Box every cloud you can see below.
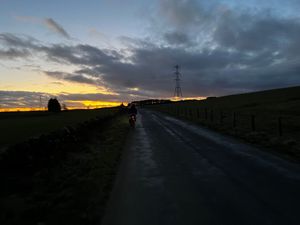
[43,71,99,85]
[50,81,64,86]
[213,10,300,54]
[0,91,50,108]
[43,18,71,39]
[1,30,300,99]
[0,90,121,108]
[0,33,38,48]
[1,0,300,104]
[0,33,37,59]
[163,31,193,46]
[0,48,30,59]
[158,0,208,28]
[14,16,71,39]
[39,44,118,66]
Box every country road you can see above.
[101,109,300,225]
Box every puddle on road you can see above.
[133,114,164,188]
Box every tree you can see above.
[47,98,61,112]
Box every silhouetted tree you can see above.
[47,98,61,112]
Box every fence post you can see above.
[251,115,256,131]
[278,117,283,136]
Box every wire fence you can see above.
[148,104,300,143]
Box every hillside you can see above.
[149,86,300,161]
[180,86,300,115]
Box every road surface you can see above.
[102,109,300,225]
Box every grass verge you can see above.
[0,114,129,225]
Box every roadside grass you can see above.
[0,114,130,225]
[148,86,300,161]
[0,108,116,147]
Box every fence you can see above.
[149,104,300,140]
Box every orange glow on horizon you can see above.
[0,107,45,112]
[171,96,206,101]
[0,100,125,112]
[66,100,124,109]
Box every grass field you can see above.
[0,108,118,147]
[148,86,300,160]
[0,111,130,225]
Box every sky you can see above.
[1,0,300,110]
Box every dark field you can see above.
[0,108,116,148]
[0,108,130,225]
[149,86,300,160]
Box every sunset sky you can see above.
[1,0,300,110]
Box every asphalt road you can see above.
[101,109,300,225]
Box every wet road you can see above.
[102,109,300,225]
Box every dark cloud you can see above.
[163,31,192,46]
[39,44,118,66]
[44,18,71,39]
[0,33,40,62]
[44,71,99,85]
[0,48,30,59]
[0,33,38,49]
[213,10,300,54]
